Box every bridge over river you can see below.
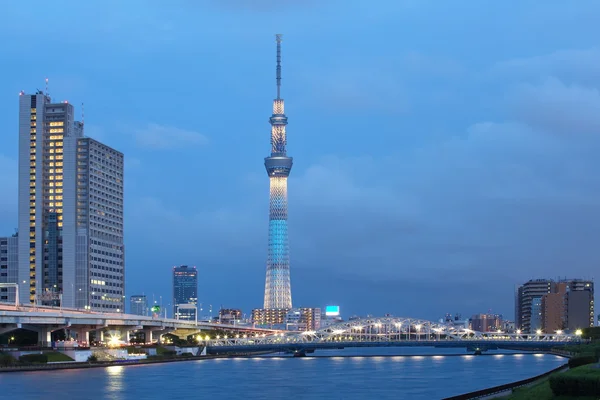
[206,317,584,356]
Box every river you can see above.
[0,348,565,399]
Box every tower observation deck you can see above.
[263,34,293,309]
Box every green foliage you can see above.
[19,353,48,364]
[549,365,600,397]
[156,346,177,356]
[568,355,598,368]
[87,354,98,362]
[0,352,17,367]
[556,342,600,358]
[582,327,600,341]
[125,346,141,354]
[507,378,554,399]
[45,352,74,362]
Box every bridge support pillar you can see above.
[143,329,154,344]
[97,329,105,343]
[77,328,90,344]
[38,327,52,347]
[125,330,131,344]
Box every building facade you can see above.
[17,91,125,311]
[130,295,148,316]
[263,34,293,310]
[516,279,594,333]
[252,307,321,331]
[470,314,503,332]
[0,234,18,304]
[219,308,242,324]
[173,265,197,320]
[252,308,287,327]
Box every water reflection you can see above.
[106,366,124,400]
[0,350,566,400]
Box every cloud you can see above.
[299,63,410,114]
[489,47,600,87]
[509,77,600,136]
[133,123,209,149]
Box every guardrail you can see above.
[441,362,568,400]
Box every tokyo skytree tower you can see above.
[263,34,293,309]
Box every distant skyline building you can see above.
[516,278,594,333]
[263,34,293,310]
[173,265,197,320]
[0,234,18,304]
[17,90,125,311]
[469,313,503,332]
[130,295,148,316]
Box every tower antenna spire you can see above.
[81,102,85,125]
[276,34,283,99]
[45,78,49,96]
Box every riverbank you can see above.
[0,354,235,373]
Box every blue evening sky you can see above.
[1,0,599,320]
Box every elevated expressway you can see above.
[0,303,277,345]
[206,317,584,356]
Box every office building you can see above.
[252,307,321,331]
[263,34,293,310]
[252,308,287,327]
[17,90,125,311]
[516,279,594,333]
[321,305,342,328]
[173,265,197,320]
[130,295,148,316]
[219,308,242,324]
[0,234,19,303]
[470,314,503,332]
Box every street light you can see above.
[536,329,542,335]
[575,329,583,336]
[415,324,422,341]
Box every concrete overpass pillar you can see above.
[97,330,105,343]
[143,329,154,344]
[77,328,90,344]
[38,327,52,347]
[125,330,131,344]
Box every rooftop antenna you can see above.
[275,33,283,99]
[45,78,49,96]
[81,102,85,125]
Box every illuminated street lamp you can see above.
[575,329,583,336]
[536,329,542,335]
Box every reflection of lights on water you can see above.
[514,354,523,358]
[433,355,444,360]
[463,355,473,360]
[106,365,124,394]
[494,354,504,358]
[412,356,424,360]
[534,354,543,358]
[106,366,124,376]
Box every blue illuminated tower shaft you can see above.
[263,34,293,309]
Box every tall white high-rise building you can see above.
[17,90,125,311]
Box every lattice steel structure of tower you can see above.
[263,34,293,309]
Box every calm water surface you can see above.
[0,348,566,399]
